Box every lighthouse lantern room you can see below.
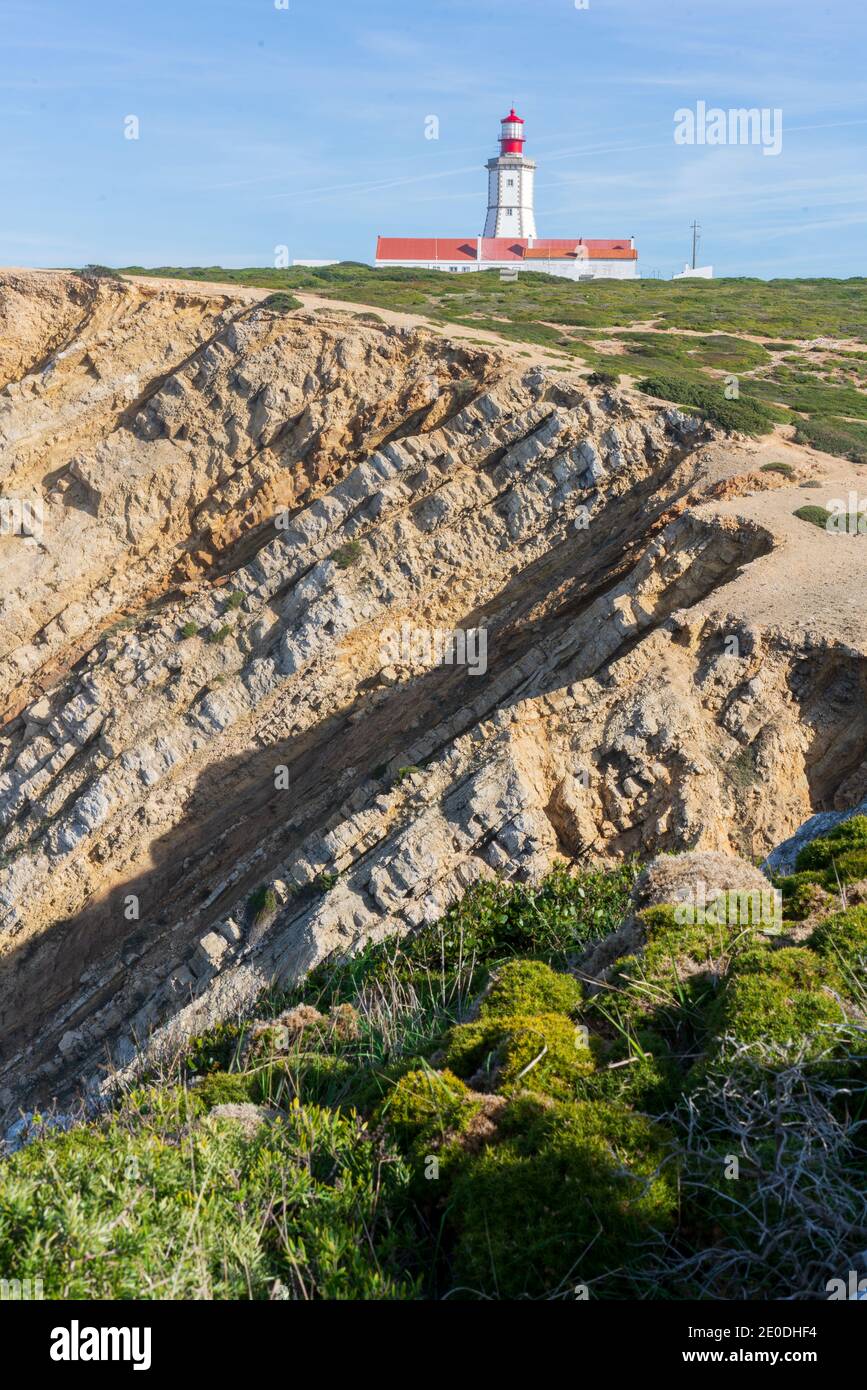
[484,107,537,238]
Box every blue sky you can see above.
[1,0,865,277]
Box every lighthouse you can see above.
[483,108,537,238]
[374,106,638,279]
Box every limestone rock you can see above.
[1,268,865,1127]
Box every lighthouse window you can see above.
[507,178,514,187]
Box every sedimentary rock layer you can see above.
[1,270,865,1123]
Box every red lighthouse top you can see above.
[499,107,525,154]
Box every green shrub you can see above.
[225,589,246,611]
[261,291,301,313]
[793,416,867,465]
[80,264,122,280]
[596,903,750,1038]
[393,862,638,978]
[778,871,834,920]
[247,885,278,923]
[760,461,795,477]
[184,1020,246,1075]
[830,847,867,883]
[313,871,338,893]
[395,765,422,783]
[793,504,832,529]
[0,1097,418,1299]
[180,620,199,639]
[206,624,232,644]
[333,540,362,569]
[636,374,779,435]
[571,1037,682,1112]
[382,1067,478,1155]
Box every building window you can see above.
[506,178,514,187]
[506,208,513,216]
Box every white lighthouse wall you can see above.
[484,158,537,238]
[484,168,500,235]
[511,165,536,238]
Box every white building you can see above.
[376,108,638,280]
[672,263,714,279]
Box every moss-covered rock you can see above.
[795,815,867,873]
[829,847,867,885]
[810,903,867,980]
[707,945,847,1055]
[778,871,835,920]
[193,1071,257,1110]
[448,1094,677,1298]
[382,1067,480,1155]
[479,958,583,1019]
[444,1010,595,1099]
[777,820,867,912]
[571,1033,683,1112]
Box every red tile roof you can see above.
[525,239,637,260]
[375,237,477,262]
[523,247,572,259]
[375,236,637,263]
[479,238,530,261]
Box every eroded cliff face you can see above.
[1,269,865,1123]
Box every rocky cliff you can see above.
[1,269,865,1126]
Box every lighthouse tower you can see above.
[483,108,537,238]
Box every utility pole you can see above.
[690,220,701,269]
